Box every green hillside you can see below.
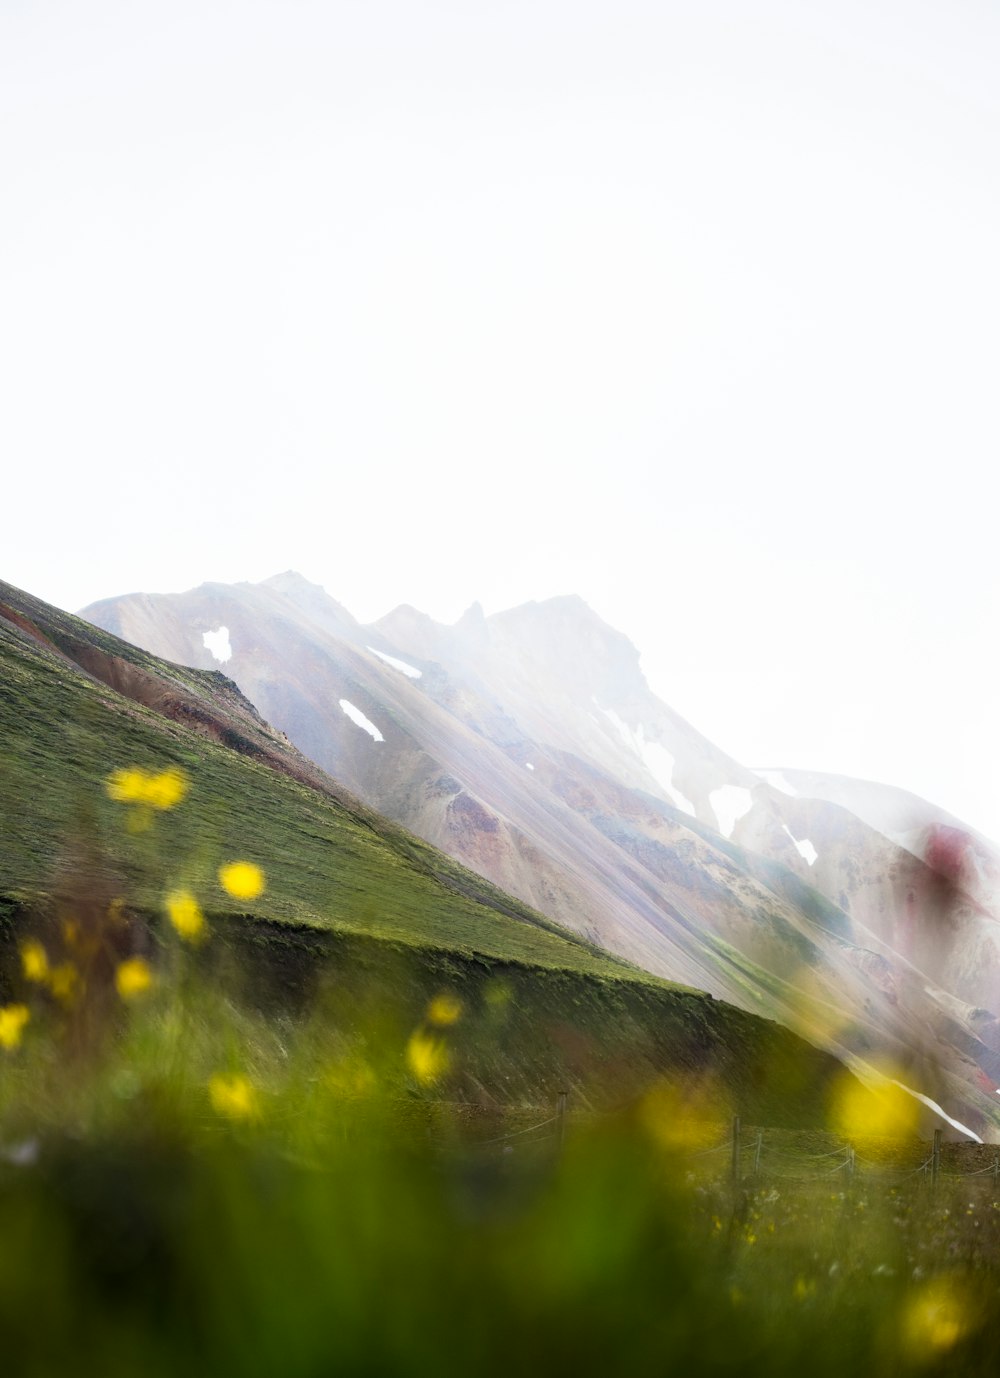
[0,578,848,1121]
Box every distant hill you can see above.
[0,577,848,1124]
[81,573,1000,1140]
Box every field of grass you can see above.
[2,955,1000,1378]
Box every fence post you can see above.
[932,1129,942,1189]
[753,1130,763,1177]
[731,1115,741,1183]
[847,1145,855,1183]
[556,1090,568,1150]
[994,1155,998,1189]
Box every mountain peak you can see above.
[260,572,357,628]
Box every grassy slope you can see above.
[0,580,850,1122]
[0,580,639,975]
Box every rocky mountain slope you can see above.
[82,574,1000,1138]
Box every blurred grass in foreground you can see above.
[3,957,1000,1378]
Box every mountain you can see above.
[81,574,1000,1138]
[0,576,849,1124]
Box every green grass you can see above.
[1,968,998,1378]
[0,584,650,977]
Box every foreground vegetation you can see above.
[3,960,1000,1378]
[4,581,997,1373]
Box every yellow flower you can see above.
[903,1276,974,1355]
[208,1074,259,1120]
[426,993,463,1027]
[20,939,49,983]
[165,889,206,944]
[115,957,154,1001]
[0,1005,29,1050]
[218,861,265,901]
[49,963,80,1004]
[106,767,151,804]
[144,767,188,809]
[105,766,189,810]
[829,1065,919,1139]
[406,1030,450,1086]
[638,1078,726,1152]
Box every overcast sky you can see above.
[3,0,998,840]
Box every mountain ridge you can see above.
[79,573,1000,1138]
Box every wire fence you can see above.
[683,1120,1000,1190]
[423,1099,1000,1188]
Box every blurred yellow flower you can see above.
[106,767,151,804]
[427,993,463,1027]
[0,1004,29,1050]
[903,1276,974,1355]
[165,889,206,944]
[49,963,80,1004]
[144,767,188,809]
[638,1078,726,1152]
[20,939,49,983]
[115,957,154,1001]
[208,1074,259,1120]
[406,1030,451,1086]
[106,766,189,810]
[218,861,265,901]
[829,1066,919,1139]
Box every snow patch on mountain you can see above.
[600,707,696,816]
[892,1082,982,1142]
[338,699,384,742]
[202,626,232,663]
[367,646,422,679]
[782,825,818,866]
[709,786,753,839]
[754,768,798,797]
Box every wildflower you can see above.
[143,767,188,809]
[165,889,206,944]
[20,939,49,983]
[106,767,152,804]
[49,963,80,1004]
[903,1276,974,1355]
[637,1078,724,1151]
[115,957,154,1001]
[208,1074,259,1120]
[829,1065,919,1139]
[218,861,265,901]
[426,993,462,1027]
[106,766,189,810]
[0,1005,30,1050]
[406,1030,450,1086]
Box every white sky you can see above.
[2,0,998,841]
